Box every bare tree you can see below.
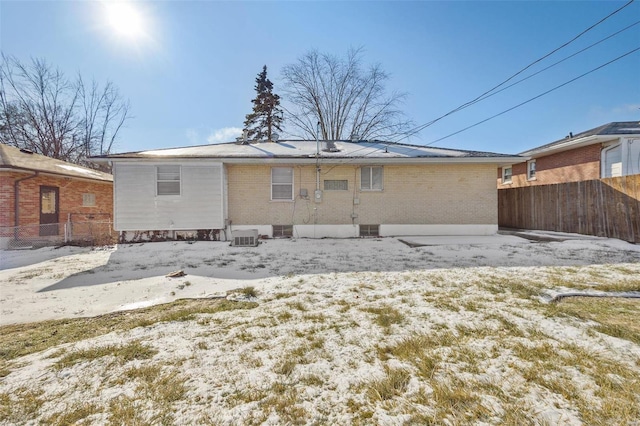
[77,76,131,161]
[0,54,131,167]
[281,48,411,141]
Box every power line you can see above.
[320,45,640,172]
[453,20,640,117]
[394,0,637,143]
[426,46,640,146]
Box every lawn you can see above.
[1,236,639,425]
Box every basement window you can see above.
[157,165,181,196]
[272,225,293,238]
[360,224,379,237]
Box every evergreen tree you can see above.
[243,65,283,142]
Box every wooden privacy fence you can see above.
[498,175,640,244]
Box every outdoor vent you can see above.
[323,141,340,152]
[232,229,259,247]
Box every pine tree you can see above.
[243,65,283,142]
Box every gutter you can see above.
[13,171,39,239]
[519,135,619,157]
[92,156,527,165]
[1,164,112,183]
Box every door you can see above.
[40,186,59,236]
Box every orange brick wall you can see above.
[498,144,602,188]
[0,171,113,234]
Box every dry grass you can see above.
[53,340,157,369]
[0,299,257,363]
[546,297,640,344]
[2,262,640,424]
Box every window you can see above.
[272,225,293,238]
[82,193,96,207]
[502,166,512,184]
[157,165,181,195]
[271,167,293,200]
[360,224,379,237]
[361,166,383,190]
[324,179,348,191]
[527,160,536,180]
[602,144,622,178]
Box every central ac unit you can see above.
[232,229,259,247]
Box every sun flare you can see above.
[104,1,145,39]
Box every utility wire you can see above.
[320,45,640,172]
[394,0,637,143]
[426,46,640,146]
[450,20,640,117]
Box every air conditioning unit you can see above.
[232,229,259,247]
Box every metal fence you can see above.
[0,218,114,250]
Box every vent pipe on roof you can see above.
[350,133,360,142]
[242,129,249,144]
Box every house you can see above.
[93,139,522,241]
[496,122,640,243]
[0,144,114,249]
[498,121,640,188]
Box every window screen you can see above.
[271,167,293,200]
[157,166,181,195]
[361,166,383,190]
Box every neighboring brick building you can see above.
[0,144,113,248]
[497,121,640,188]
[93,139,522,240]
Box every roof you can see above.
[0,144,113,182]
[521,121,640,156]
[94,140,522,164]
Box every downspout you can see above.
[14,172,39,240]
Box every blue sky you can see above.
[1,0,639,155]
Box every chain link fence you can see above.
[1,215,114,250]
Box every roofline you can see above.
[94,156,526,165]
[0,165,113,183]
[519,134,630,157]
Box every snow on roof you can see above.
[57,164,106,177]
[0,143,113,182]
[101,140,519,161]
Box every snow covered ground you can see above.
[1,234,637,326]
[1,234,639,424]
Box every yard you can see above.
[1,234,639,425]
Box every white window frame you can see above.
[501,166,513,184]
[82,193,96,207]
[601,143,622,178]
[526,160,536,180]
[360,166,383,191]
[157,165,181,196]
[271,167,294,201]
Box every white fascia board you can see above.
[520,135,620,157]
[104,156,526,165]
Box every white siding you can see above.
[114,163,224,231]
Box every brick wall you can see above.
[498,144,602,188]
[0,171,113,235]
[227,163,497,226]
